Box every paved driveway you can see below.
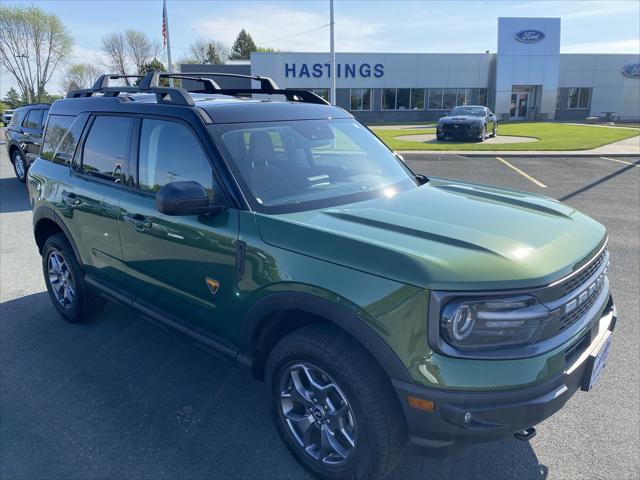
[1,149,638,479]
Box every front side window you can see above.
[213,119,417,213]
[81,116,134,184]
[138,119,215,200]
[350,89,372,111]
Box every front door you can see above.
[510,90,529,120]
[118,117,239,339]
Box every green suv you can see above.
[28,72,616,480]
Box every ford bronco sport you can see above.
[28,72,616,480]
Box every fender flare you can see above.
[32,205,82,262]
[241,291,413,383]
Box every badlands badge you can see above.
[205,277,220,296]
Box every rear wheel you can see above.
[266,325,406,480]
[492,123,497,137]
[11,149,27,182]
[42,233,103,323]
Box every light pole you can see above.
[329,0,336,105]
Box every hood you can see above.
[439,115,483,124]
[254,178,607,291]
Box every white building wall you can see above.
[250,52,492,89]
[559,54,640,120]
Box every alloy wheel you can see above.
[47,250,75,308]
[14,153,25,180]
[279,363,357,466]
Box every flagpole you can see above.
[163,0,174,86]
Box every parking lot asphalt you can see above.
[1,148,639,480]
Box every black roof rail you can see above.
[92,73,146,89]
[66,71,329,106]
[146,71,279,92]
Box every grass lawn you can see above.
[371,122,640,151]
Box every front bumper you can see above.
[392,295,616,456]
[437,125,482,139]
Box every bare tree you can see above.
[125,29,153,72]
[0,4,73,103]
[61,63,101,92]
[183,38,229,65]
[101,32,129,78]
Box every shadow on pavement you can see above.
[0,176,31,214]
[0,292,547,479]
[560,160,640,202]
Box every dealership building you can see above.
[182,17,640,122]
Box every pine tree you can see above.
[3,87,21,108]
[228,29,257,60]
[206,43,222,64]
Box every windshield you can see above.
[450,106,485,116]
[211,119,417,213]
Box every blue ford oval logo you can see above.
[622,63,640,79]
[515,30,545,43]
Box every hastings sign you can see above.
[515,30,545,43]
[621,63,640,79]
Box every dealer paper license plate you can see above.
[585,334,613,391]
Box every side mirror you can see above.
[156,181,224,216]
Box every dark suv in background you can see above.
[4,103,50,182]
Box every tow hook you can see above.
[514,427,537,441]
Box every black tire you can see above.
[11,149,27,182]
[266,324,407,480]
[478,125,486,142]
[436,134,445,141]
[42,233,103,323]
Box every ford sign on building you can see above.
[182,17,640,123]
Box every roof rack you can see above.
[66,71,330,106]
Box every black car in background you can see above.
[436,106,497,142]
[4,103,50,182]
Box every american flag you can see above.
[162,0,168,48]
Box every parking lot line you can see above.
[495,156,548,188]
[599,156,640,168]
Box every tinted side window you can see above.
[23,110,43,129]
[82,116,133,184]
[41,114,87,165]
[9,110,25,127]
[138,119,215,200]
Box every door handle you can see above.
[123,213,152,231]
[61,191,81,206]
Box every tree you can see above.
[0,4,73,103]
[183,38,227,65]
[101,32,129,78]
[228,29,257,60]
[61,63,101,92]
[255,47,278,53]
[3,87,21,108]
[138,58,166,75]
[125,29,153,72]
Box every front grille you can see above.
[558,248,607,295]
[557,276,605,332]
[443,124,470,131]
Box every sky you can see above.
[1,0,639,97]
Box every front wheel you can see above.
[492,124,497,137]
[11,149,27,182]
[266,325,407,480]
[478,126,486,142]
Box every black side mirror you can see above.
[156,181,224,216]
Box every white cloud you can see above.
[194,5,389,52]
[562,39,640,53]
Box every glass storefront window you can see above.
[410,89,425,109]
[382,89,396,109]
[350,88,372,110]
[428,88,443,109]
[443,89,457,109]
[567,87,592,109]
[397,89,410,109]
[478,88,487,106]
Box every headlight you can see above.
[441,295,551,349]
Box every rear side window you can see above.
[9,110,25,127]
[81,116,134,184]
[137,118,215,200]
[23,109,44,129]
[41,114,87,165]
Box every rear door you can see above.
[118,116,239,339]
[21,109,46,160]
[64,115,135,285]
